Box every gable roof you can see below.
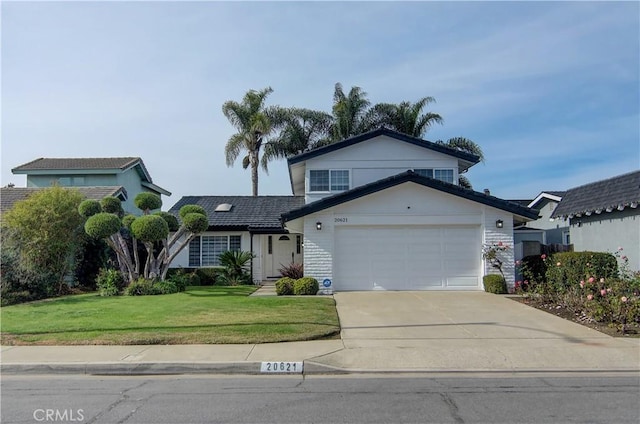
[282,170,539,222]
[527,191,566,208]
[12,157,171,196]
[0,186,127,216]
[551,170,640,219]
[287,127,481,171]
[168,196,305,233]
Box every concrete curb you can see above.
[0,360,347,376]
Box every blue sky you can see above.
[2,1,639,207]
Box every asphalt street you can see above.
[2,373,639,424]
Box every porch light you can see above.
[495,219,504,229]
[316,222,322,231]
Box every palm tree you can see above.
[436,137,485,189]
[370,97,443,137]
[222,87,285,196]
[330,83,374,141]
[263,107,333,161]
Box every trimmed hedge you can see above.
[293,277,319,296]
[483,274,507,294]
[275,277,295,296]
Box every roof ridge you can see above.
[565,170,640,192]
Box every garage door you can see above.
[334,226,481,291]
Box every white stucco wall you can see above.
[570,209,640,271]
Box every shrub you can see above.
[181,213,208,233]
[154,211,180,232]
[1,245,58,305]
[130,215,169,242]
[217,251,254,286]
[545,251,618,293]
[293,277,319,296]
[134,192,162,212]
[275,277,295,296]
[101,196,124,216]
[166,269,189,292]
[78,199,102,217]
[278,263,304,279]
[483,274,507,294]
[179,204,207,219]
[96,268,125,296]
[155,280,179,295]
[196,267,224,285]
[520,254,548,285]
[85,213,121,239]
[124,279,160,296]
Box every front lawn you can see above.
[0,286,340,345]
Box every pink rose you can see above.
[498,241,503,247]
[600,278,605,283]
[587,294,594,301]
[524,280,529,285]
[515,281,522,288]
[621,296,628,303]
[515,260,521,266]
[600,289,607,296]
[588,277,595,283]
[541,254,547,259]
[622,255,628,261]
[618,246,623,251]
[579,281,585,288]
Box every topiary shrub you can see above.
[483,274,507,294]
[124,278,160,296]
[96,268,125,296]
[78,199,102,217]
[134,192,162,212]
[130,215,169,242]
[275,277,295,296]
[293,277,319,296]
[154,211,180,232]
[179,204,207,219]
[101,196,124,216]
[182,213,209,233]
[85,213,122,239]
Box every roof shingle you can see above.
[551,171,640,218]
[168,196,305,231]
[12,157,141,172]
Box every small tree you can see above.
[3,186,85,294]
[81,193,208,284]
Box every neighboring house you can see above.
[0,185,127,220]
[169,196,304,282]
[170,128,539,290]
[551,171,640,271]
[11,157,171,214]
[522,191,569,245]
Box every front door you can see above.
[268,235,297,278]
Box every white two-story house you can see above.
[170,128,538,290]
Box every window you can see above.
[296,235,302,254]
[434,169,454,184]
[413,168,454,184]
[268,236,273,254]
[330,170,349,191]
[188,235,242,267]
[309,169,349,192]
[413,169,434,178]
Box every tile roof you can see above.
[282,170,540,222]
[12,157,141,172]
[0,186,127,215]
[551,170,640,218]
[168,196,305,232]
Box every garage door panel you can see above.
[335,226,481,291]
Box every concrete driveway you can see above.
[309,291,640,372]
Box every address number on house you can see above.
[260,361,303,373]
[334,217,348,223]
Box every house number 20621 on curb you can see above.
[260,361,303,373]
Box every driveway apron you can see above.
[308,292,640,372]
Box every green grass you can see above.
[0,286,340,345]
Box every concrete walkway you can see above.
[2,292,639,375]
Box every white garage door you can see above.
[334,226,481,291]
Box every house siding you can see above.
[302,214,334,284]
[303,135,459,202]
[570,209,640,271]
[483,208,516,288]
